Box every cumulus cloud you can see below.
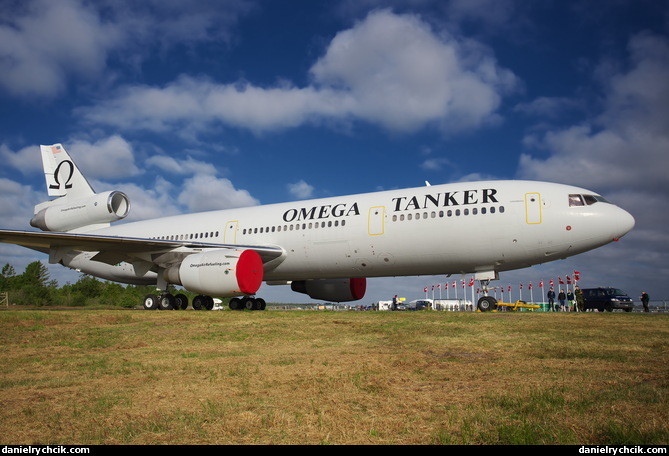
[420,157,453,171]
[79,9,519,136]
[177,174,259,212]
[0,144,44,175]
[0,0,122,97]
[0,178,43,228]
[67,136,142,181]
[146,155,218,176]
[517,32,669,195]
[288,180,315,199]
[514,96,583,119]
[0,0,254,98]
[516,32,669,293]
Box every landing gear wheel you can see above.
[256,298,266,310]
[243,297,255,310]
[159,294,175,310]
[192,295,206,310]
[229,297,242,310]
[143,294,159,310]
[477,296,498,312]
[204,296,214,310]
[174,293,188,310]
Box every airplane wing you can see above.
[0,229,285,267]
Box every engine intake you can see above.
[291,278,366,302]
[31,191,130,232]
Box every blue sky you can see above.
[1,0,668,305]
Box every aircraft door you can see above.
[525,193,542,224]
[368,206,385,235]
[224,221,238,243]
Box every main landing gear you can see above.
[143,293,190,311]
[229,296,266,311]
[142,293,266,311]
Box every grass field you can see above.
[0,308,667,445]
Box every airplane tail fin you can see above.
[40,144,96,200]
[31,144,130,232]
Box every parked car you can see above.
[581,287,634,312]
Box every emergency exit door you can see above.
[368,206,385,235]
[525,193,542,224]
[224,221,238,243]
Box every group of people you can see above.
[546,286,584,312]
[546,287,652,312]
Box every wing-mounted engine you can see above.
[31,190,130,232]
[164,249,264,297]
[291,278,366,302]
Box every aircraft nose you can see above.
[614,206,635,240]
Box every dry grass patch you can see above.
[0,309,667,445]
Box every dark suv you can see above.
[581,287,634,312]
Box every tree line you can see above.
[0,261,166,308]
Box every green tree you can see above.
[17,261,55,306]
[72,275,104,299]
[0,263,17,291]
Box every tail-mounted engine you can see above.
[31,191,130,232]
[291,278,366,302]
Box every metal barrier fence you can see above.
[430,299,669,312]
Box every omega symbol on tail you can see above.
[49,160,75,191]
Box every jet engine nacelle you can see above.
[31,191,130,232]
[291,278,366,302]
[165,249,264,297]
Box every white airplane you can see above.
[0,144,635,311]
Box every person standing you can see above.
[547,287,556,311]
[558,289,566,311]
[641,292,650,312]
[575,286,585,312]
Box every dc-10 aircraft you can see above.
[0,144,635,311]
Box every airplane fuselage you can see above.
[1,143,635,309]
[83,180,634,284]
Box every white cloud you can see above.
[177,174,259,212]
[514,96,583,119]
[0,178,43,228]
[0,0,255,99]
[146,155,218,176]
[67,136,142,181]
[517,33,669,195]
[516,32,669,298]
[0,0,122,97]
[420,157,453,171]
[0,144,44,175]
[109,178,182,223]
[79,9,519,136]
[288,180,315,199]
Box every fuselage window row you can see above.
[391,205,505,222]
[241,219,347,236]
[151,231,220,241]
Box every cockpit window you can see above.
[569,194,584,206]
[584,194,609,205]
[569,194,610,206]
